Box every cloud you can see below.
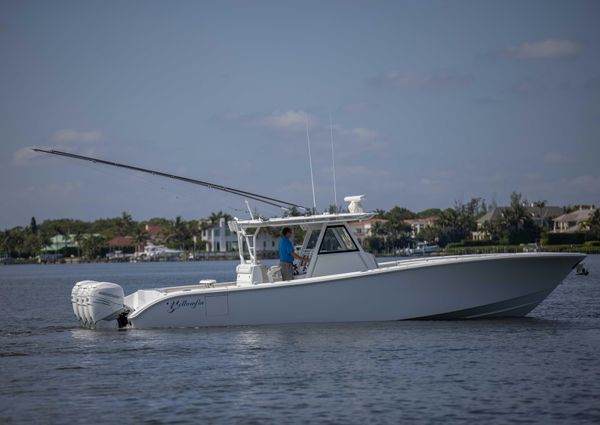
[339,101,379,114]
[13,129,103,165]
[260,110,318,131]
[543,152,575,164]
[13,146,42,164]
[368,71,473,90]
[328,125,385,154]
[506,39,581,59]
[569,175,600,193]
[343,127,379,143]
[51,129,103,144]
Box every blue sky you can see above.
[1,0,599,227]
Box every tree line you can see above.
[0,211,233,260]
[2,194,599,260]
[362,193,600,254]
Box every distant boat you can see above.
[413,242,440,255]
[576,263,589,276]
[134,243,183,261]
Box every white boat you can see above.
[32,149,584,329]
[71,198,585,329]
[134,243,183,261]
[413,242,440,255]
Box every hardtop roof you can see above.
[230,212,375,230]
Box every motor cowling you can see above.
[71,280,126,328]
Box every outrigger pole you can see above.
[33,148,310,211]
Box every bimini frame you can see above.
[228,212,374,266]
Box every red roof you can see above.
[108,236,134,247]
[145,224,163,237]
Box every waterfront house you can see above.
[348,218,388,244]
[404,217,437,238]
[107,236,135,251]
[472,205,563,240]
[42,234,80,253]
[201,218,278,253]
[552,205,596,233]
[144,224,164,243]
[201,218,238,252]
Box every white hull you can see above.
[124,253,583,328]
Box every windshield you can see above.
[305,230,320,250]
[319,226,358,254]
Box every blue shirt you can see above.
[278,237,294,263]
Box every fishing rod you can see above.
[33,148,310,211]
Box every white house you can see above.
[553,205,596,233]
[201,218,278,253]
[201,218,238,252]
[404,217,436,238]
[472,206,564,240]
[348,218,388,243]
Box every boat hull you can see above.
[126,253,584,328]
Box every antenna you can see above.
[305,113,317,213]
[244,200,254,220]
[329,112,338,210]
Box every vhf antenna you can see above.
[305,113,317,213]
[329,111,338,210]
[33,148,311,211]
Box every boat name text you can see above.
[166,298,204,313]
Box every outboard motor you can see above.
[71,280,127,328]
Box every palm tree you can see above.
[208,211,232,225]
[81,235,106,259]
[0,230,12,258]
[132,224,150,254]
[502,193,528,230]
[499,192,539,244]
[117,211,135,236]
[373,209,386,219]
[73,231,85,258]
[166,216,191,250]
[4,228,25,258]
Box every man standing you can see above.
[278,227,308,281]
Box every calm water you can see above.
[1,257,599,424]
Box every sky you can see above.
[1,0,599,228]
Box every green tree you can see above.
[30,217,38,234]
[132,224,150,253]
[81,235,106,259]
[427,198,483,246]
[416,208,442,218]
[497,192,540,244]
[3,228,25,258]
[373,209,386,219]
[385,206,416,222]
[117,211,135,236]
[585,209,600,240]
[208,211,233,226]
[166,216,191,250]
[377,207,413,252]
[73,231,86,258]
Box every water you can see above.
[1,257,599,424]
